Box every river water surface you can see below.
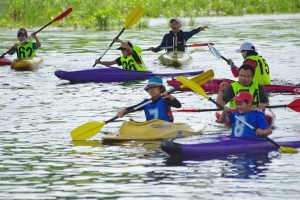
[1,14,300,199]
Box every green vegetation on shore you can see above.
[1,0,299,28]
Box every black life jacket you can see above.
[166,30,185,52]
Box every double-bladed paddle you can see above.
[143,43,215,51]
[173,98,300,113]
[70,69,214,140]
[0,8,73,59]
[92,5,145,67]
[176,75,298,154]
[207,43,239,77]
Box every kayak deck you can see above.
[158,51,192,67]
[11,56,43,71]
[102,119,206,141]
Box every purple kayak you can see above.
[54,66,204,83]
[161,135,300,156]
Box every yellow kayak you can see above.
[158,51,192,67]
[11,56,43,71]
[102,119,205,141]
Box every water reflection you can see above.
[164,152,278,179]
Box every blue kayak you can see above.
[161,135,300,156]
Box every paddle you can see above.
[207,43,239,77]
[143,43,215,51]
[176,75,298,154]
[0,8,73,59]
[70,70,214,140]
[92,5,145,67]
[173,98,300,113]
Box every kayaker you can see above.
[219,91,272,138]
[227,42,270,85]
[216,64,269,110]
[148,18,208,52]
[8,28,41,60]
[117,77,181,122]
[94,38,147,71]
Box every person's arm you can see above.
[32,33,41,48]
[216,82,232,107]
[183,26,208,41]
[219,106,231,123]
[161,91,181,108]
[118,39,133,54]
[8,44,18,55]
[255,112,272,136]
[117,101,145,118]
[164,97,181,108]
[95,60,117,66]
[258,85,269,109]
[150,34,169,52]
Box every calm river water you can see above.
[1,13,300,199]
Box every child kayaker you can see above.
[227,42,270,85]
[117,77,181,122]
[95,38,147,71]
[8,28,41,60]
[219,91,272,138]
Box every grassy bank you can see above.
[1,0,299,28]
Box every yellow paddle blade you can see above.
[177,76,210,99]
[70,121,106,140]
[181,69,214,89]
[125,5,145,28]
[280,146,298,154]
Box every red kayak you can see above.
[167,78,300,94]
[215,108,276,128]
[0,57,12,66]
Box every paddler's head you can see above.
[238,64,255,87]
[117,41,133,57]
[170,18,182,34]
[236,42,258,58]
[231,91,253,113]
[144,77,166,97]
[17,28,28,42]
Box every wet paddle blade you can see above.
[181,69,214,89]
[71,121,106,140]
[125,5,145,28]
[287,98,300,112]
[177,76,210,99]
[280,146,298,154]
[52,8,73,22]
[208,43,221,59]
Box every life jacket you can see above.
[120,46,147,71]
[16,41,36,59]
[245,55,270,85]
[166,30,185,52]
[142,98,174,122]
[229,81,260,108]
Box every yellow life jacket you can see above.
[16,41,36,59]
[120,46,147,71]
[229,81,260,108]
[246,55,270,85]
